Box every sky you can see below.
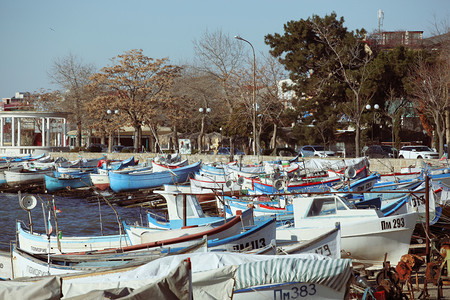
[0,0,448,98]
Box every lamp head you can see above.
[374,104,379,110]
[107,109,112,114]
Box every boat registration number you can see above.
[381,217,405,230]
[314,244,331,256]
[232,238,266,251]
[274,283,316,299]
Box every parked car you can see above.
[211,147,245,155]
[362,145,396,158]
[87,143,107,153]
[299,145,336,157]
[112,145,125,153]
[398,145,439,159]
[380,145,398,158]
[262,147,297,157]
[120,146,136,153]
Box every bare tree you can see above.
[192,29,246,154]
[48,53,96,147]
[257,54,289,149]
[172,67,224,153]
[384,88,409,152]
[89,49,182,152]
[408,54,449,156]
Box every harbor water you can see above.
[0,192,145,252]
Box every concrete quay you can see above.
[48,152,446,174]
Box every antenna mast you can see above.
[378,9,384,33]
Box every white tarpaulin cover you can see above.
[235,256,353,292]
[298,157,369,173]
[62,252,340,299]
[0,276,61,300]
[0,252,352,299]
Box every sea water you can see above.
[0,192,145,252]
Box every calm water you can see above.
[0,192,146,252]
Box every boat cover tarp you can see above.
[298,157,369,173]
[61,254,238,299]
[235,256,353,293]
[0,276,61,300]
[62,252,350,298]
[65,258,193,300]
[2,252,353,299]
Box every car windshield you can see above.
[313,146,325,151]
[413,146,432,151]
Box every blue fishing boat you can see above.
[109,160,202,192]
[44,172,93,192]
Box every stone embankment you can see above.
[49,152,445,174]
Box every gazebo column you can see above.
[46,117,50,147]
[0,118,3,147]
[17,117,21,147]
[11,117,15,147]
[41,117,45,147]
[62,118,67,147]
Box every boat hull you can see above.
[109,161,201,192]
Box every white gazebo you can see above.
[0,111,70,156]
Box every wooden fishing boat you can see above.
[232,256,353,299]
[108,160,201,192]
[16,221,130,254]
[11,252,353,299]
[276,225,341,258]
[44,172,93,192]
[144,185,253,230]
[249,175,341,195]
[0,164,23,185]
[97,156,137,170]
[151,158,188,172]
[10,237,206,278]
[129,216,276,254]
[289,194,418,268]
[89,169,110,190]
[4,168,53,186]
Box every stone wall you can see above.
[48,152,441,174]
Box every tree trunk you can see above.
[355,121,361,157]
[446,108,450,155]
[108,132,113,153]
[173,124,178,152]
[133,127,139,151]
[77,122,83,148]
[270,123,278,149]
[138,127,142,152]
[198,115,205,153]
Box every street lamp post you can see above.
[107,109,119,152]
[365,104,379,143]
[235,35,257,156]
[198,107,211,153]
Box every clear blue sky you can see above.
[1,0,448,98]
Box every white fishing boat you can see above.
[16,221,131,254]
[151,158,188,172]
[289,194,418,268]
[276,224,341,258]
[89,168,110,190]
[144,185,253,230]
[4,168,53,186]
